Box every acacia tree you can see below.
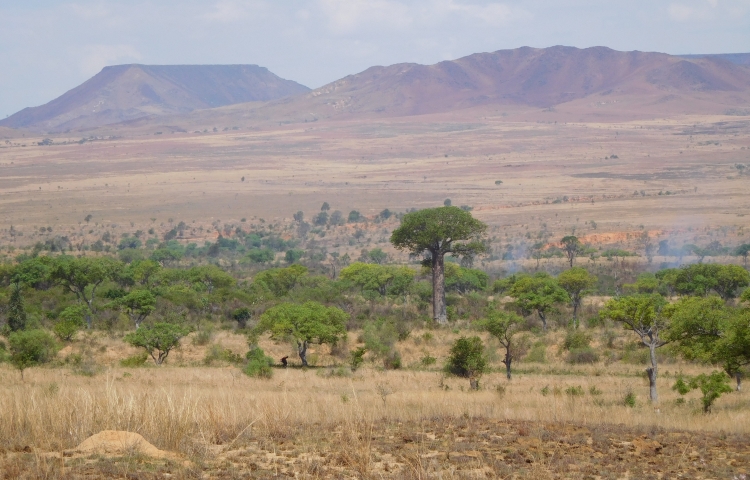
[49,257,122,327]
[736,244,750,266]
[478,309,524,380]
[508,273,568,331]
[113,289,157,329]
[560,236,584,268]
[665,296,750,391]
[124,322,191,365]
[390,206,487,324]
[254,301,347,366]
[557,267,597,328]
[601,294,669,403]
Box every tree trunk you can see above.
[503,353,512,380]
[469,377,479,390]
[298,340,309,367]
[736,371,742,392]
[538,311,547,331]
[647,343,658,403]
[432,253,447,324]
[572,300,579,329]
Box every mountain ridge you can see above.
[0,64,310,132]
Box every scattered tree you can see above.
[8,329,58,379]
[508,273,568,331]
[254,302,347,366]
[561,236,584,268]
[391,207,487,324]
[601,294,669,403]
[124,322,191,365]
[557,267,597,328]
[477,309,524,380]
[445,336,487,390]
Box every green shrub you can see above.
[192,326,214,346]
[565,385,585,397]
[204,344,243,365]
[244,347,273,379]
[566,347,599,364]
[420,353,437,367]
[525,341,547,363]
[589,385,603,396]
[383,350,402,370]
[120,352,149,367]
[673,371,733,413]
[350,347,366,371]
[445,336,487,390]
[623,389,637,408]
[8,329,59,377]
[52,305,87,341]
[562,330,591,351]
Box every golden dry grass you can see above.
[1,328,749,478]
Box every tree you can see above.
[560,236,584,268]
[124,322,191,365]
[665,296,750,391]
[254,302,347,366]
[254,265,307,297]
[245,248,275,264]
[444,263,489,294]
[49,257,122,327]
[340,262,415,297]
[7,282,27,332]
[368,248,388,264]
[232,307,251,329]
[348,210,361,223]
[508,273,568,331]
[285,249,305,264]
[673,264,750,300]
[9,329,58,379]
[557,267,597,328]
[293,211,304,223]
[477,309,524,380]
[391,206,487,324]
[114,289,156,329]
[600,294,668,403]
[53,304,87,341]
[673,371,733,413]
[736,244,750,266]
[320,202,330,212]
[445,336,487,390]
[188,265,235,295]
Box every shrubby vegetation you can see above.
[0,207,749,413]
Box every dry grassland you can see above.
[1,329,749,478]
[1,113,749,254]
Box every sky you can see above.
[1,0,749,118]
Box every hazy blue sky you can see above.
[1,0,749,118]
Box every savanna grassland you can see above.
[1,108,750,479]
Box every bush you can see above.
[120,352,149,367]
[244,347,273,378]
[192,326,214,346]
[204,344,243,365]
[382,350,402,370]
[52,305,87,341]
[525,341,547,363]
[562,330,591,351]
[350,347,366,371]
[623,389,637,408]
[566,347,599,364]
[565,385,585,397]
[445,336,487,390]
[420,353,437,367]
[8,329,59,376]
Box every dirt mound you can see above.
[70,430,173,459]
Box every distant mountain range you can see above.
[3,46,750,132]
[0,64,309,131]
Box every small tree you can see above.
[9,329,59,379]
[508,273,568,331]
[232,307,251,329]
[673,371,733,413]
[7,282,27,332]
[124,322,191,365]
[445,336,487,390]
[477,309,524,380]
[53,305,87,341]
[243,347,274,378]
[601,294,668,403]
[557,267,597,328]
[391,207,487,324]
[254,302,347,366]
[114,289,156,329]
[321,202,330,212]
[49,256,122,327]
[736,244,750,266]
[561,236,584,268]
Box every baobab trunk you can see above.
[432,253,447,324]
